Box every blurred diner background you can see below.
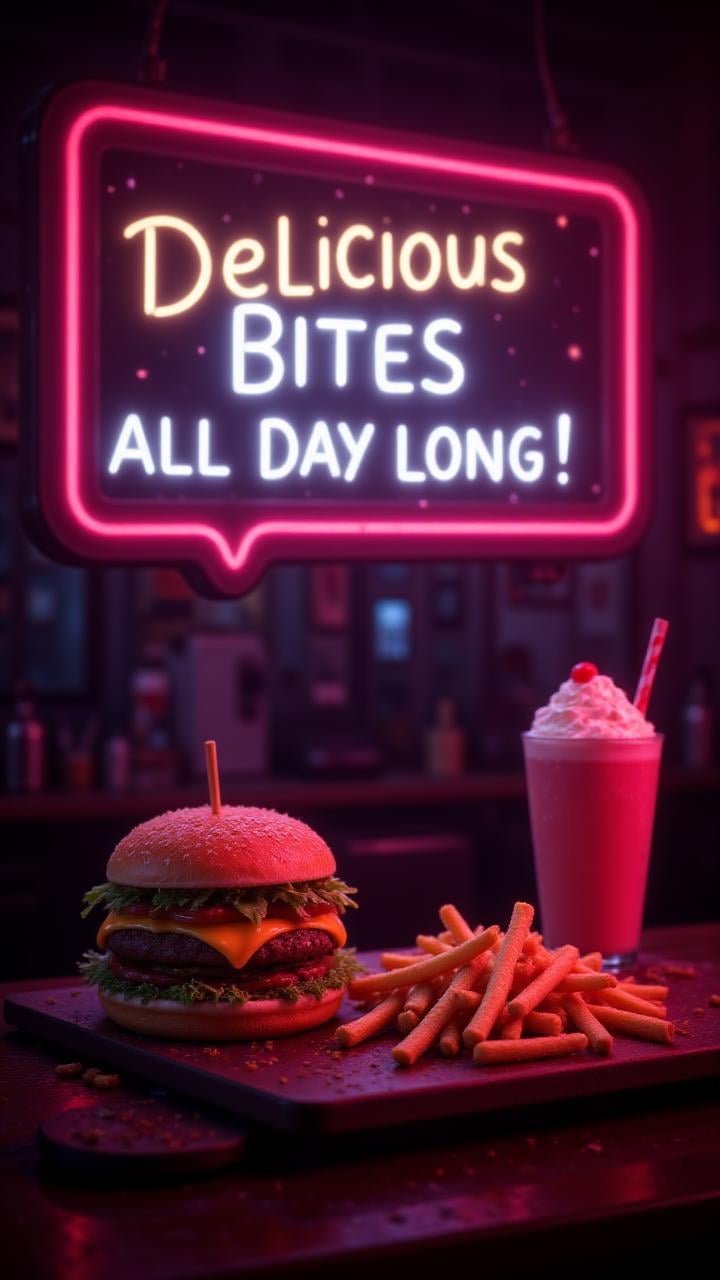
[1,0,719,979]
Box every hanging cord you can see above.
[137,0,171,84]
[533,0,578,153]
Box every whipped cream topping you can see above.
[529,673,655,739]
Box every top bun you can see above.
[107,805,336,889]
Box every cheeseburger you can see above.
[80,805,357,1040]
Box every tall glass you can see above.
[522,734,663,968]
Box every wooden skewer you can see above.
[204,739,222,815]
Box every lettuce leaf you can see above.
[81,875,357,923]
[79,948,359,1007]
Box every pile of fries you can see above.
[336,901,675,1066]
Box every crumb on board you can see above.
[662,963,696,978]
[77,1128,102,1145]
[93,1073,121,1090]
[72,1066,121,1089]
[709,994,720,1007]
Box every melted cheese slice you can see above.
[97,910,347,971]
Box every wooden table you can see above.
[2,924,719,1279]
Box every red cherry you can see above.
[571,661,598,684]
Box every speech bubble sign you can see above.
[24,81,651,594]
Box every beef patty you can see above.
[108,952,335,993]
[106,926,335,974]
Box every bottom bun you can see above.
[99,986,345,1041]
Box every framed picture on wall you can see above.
[685,408,720,548]
[505,562,572,607]
[310,565,350,629]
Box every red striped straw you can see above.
[633,618,669,715]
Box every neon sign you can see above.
[25,81,651,593]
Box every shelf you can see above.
[0,766,718,823]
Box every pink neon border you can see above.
[60,95,644,582]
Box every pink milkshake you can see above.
[523,663,662,967]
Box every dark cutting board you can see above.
[5,945,720,1134]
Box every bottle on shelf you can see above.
[681,668,715,768]
[423,697,467,777]
[103,731,131,792]
[5,684,46,793]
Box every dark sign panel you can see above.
[25,82,650,593]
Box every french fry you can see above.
[473,1033,588,1065]
[463,902,535,1047]
[507,945,580,1021]
[417,934,453,955]
[563,993,613,1055]
[467,948,492,981]
[578,952,603,971]
[399,980,440,1030]
[510,952,552,997]
[575,959,616,979]
[617,982,669,1001]
[497,1004,563,1036]
[350,926,499,999]
[596,988,668,1019]
[501,1013,524,1039]
[336,992,406,1048]
[438,930,454,945]
[511,948,554,991]
[404,981,437,1019]
[439,903,475,943]
[397,1009,419,1033]
[554,972,616,994]
[455,989,482,1012]
[508,959,536,997]
[525,1009,564,1036]
[537,992,566,1016]
[471,951,494,991]
[380,952,423,970]
[522,932,544,956]
[439,1015,463,1057]
[584,1004,675,1045]
[393,953,489,1066]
